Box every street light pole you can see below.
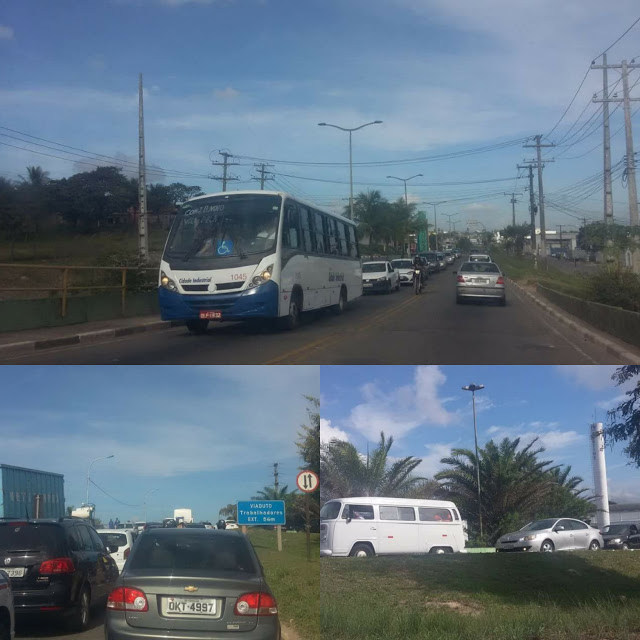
[143,488,158,523]
[424,202,446,251]
[442,212,460,233]
[318,120,383,220]
[387,174,423,205]
[86,455,115,507]
[462,384,485,539]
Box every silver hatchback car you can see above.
[104,528,280,640]
[495,518,604,553]
[456,261,505,305]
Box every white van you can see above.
[320,497,466,557]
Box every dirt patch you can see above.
[423,600,483,616]
[281,621,303,640]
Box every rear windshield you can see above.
[602,524,633,534]
[391,260,412,268]
[459,263,500,273]
[99,533,128,548]
[129,533,257,574]
[421,254,437,261]
[362,263,385,273]
[0,522,65,555]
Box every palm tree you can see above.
[348,190,389,248]
[20,166,50,187]
[252,485,293,500]
[436,437,557,543]
[321,432,425,502]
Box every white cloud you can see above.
[608,477,640,503]
[413,443,453,478]
[320,418,349,444]
[486,423,583,451]
[0,25,14,39]
[347,366,457,441]
[214,87,240,100]
[555,366,619,391]
[529,421,560,429]
[596,393,630,411]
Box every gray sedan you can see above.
[495,518,604,553]
[456,261,505,305]
[105,528,280,640]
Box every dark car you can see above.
[601,522,640,550]
[419,252,440,273]
[0,517,119,631]
[105,528,280,639]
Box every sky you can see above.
[1,0,639,231]
[0,365,319,523]
[320,365,640,503]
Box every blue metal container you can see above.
[0,464,65,519]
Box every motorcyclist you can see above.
[412,255,425,285]
[217,519,227,530]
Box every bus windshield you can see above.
[164,194,282,261]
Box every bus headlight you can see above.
[248,265,273,289]
[160,271,178,292]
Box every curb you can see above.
[0,320,184,357]
[508,279,640,363]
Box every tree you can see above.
[436,437,559,543]
[606,366,640,467]
[168,183,204,206]
[66,505,74,516]
[577,221,640,257]
[219,504,237,520]
[501,223,531,256]
[296,396,320,475]
[457,236,472,252]
[321,431,424,503]
[0,177,24,259]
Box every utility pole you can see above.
[592,57,640,226]
[252,163,274,190]
[523,136,555,259]
[592,54,614,224]
[518,163,537,255]
[137,73,149,260]
[504,192,522,226]
[273,463,282,552]
[210,150,241,191]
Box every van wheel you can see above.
[68,586,90,632]
[332,287,347,315]
[186,319,209,334]
[278,292,301,331]
[430,547,446,554]
[349,543,374,558]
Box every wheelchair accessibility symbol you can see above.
[216,240,233,256]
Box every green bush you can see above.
[587,267,640,312]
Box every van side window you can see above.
[283,204,300,249]
[380,506,416,521]
[342,504,374,520]
[418,508,453,522]
[398,507,416,521]
[452,509,460,521]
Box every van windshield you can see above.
[320,502,342,520]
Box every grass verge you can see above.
[249,529,319,640]
[321,552,640,640]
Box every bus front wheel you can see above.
[186,319,209,334]
[278,293,301,331]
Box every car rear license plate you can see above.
[165,597,218,616]
[363,283,373,288]
[475,278,489,284]
[199,311,222,320]
[4,567,25,578]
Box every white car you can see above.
[390,259,417,286]
[0,569,14,640]
[97,529,137,573]
[225,520,240,530]
[362,261,400,294]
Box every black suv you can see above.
[601,522,640,550]
[0,517,119,631]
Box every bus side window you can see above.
[348,225,359,258]
[299,205,313,253]
[337,222,349,257]
[327,219,338,254]
[313,211,326,253]
[284,204,300,249]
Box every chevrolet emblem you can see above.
[184,586,199,592]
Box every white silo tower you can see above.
[590,422,610,528]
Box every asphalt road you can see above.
[0,265,625,364]
[15,608,104,640]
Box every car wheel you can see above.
[69,586,91,632]
[186,319,209,334]
[589,540,600,551]
[349,543,374,558]
[278,292,301,331]
[622,542,630,550]
[540,540,555,553]
[332,287,347,315]
[395,280,400,291]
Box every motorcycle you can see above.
[413,268,422,294]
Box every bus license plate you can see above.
[165,597,217,616]
[200,311,222,320]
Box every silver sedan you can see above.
[495,518,604,553]
[456,261,505,305]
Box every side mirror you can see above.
[554,526,565,532]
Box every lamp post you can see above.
[86,455,115,507]
[442,212,460,233]
[318,120,383,220]
[143,488,158,523]
[424,201,447,251]
[386,174,423,205]
[462,384,484,539]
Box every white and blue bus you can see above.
[158,190,363,332]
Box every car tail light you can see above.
[234,592,278,616]
[496,276,505,285]
[123,547,130,560]
[39,557,75,574]
[456,275,465,283]
[107,587,148,612]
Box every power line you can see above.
[89,479,141,508]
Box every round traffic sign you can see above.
[296,470,319,493]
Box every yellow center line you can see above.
[264,293,422,364]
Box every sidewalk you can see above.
[0,315,183,357]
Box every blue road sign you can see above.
[237,500,286,526]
